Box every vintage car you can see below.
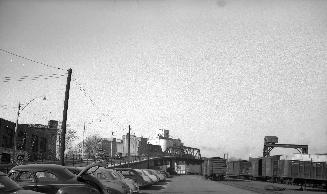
[140,169,158,183]
[67,166,132,194]
[8,163,125,194]
[114,168,152,188]
[109,170,139,193]
[0,171,44,194]
[148,169,166,181]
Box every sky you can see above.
[0,0,327,159]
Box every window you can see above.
[17,131,26,150]
[120,171,130,176]
[31,135,38,152]
[16,171,35,183]
[40,137,47,153]
[35,171,58,182]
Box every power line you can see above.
[0,48,65,71]
[72,77,126,131]
[1,73,66,83]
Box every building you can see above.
[0,118,59,163]
[122,134,141,156]
[137,137,148,156]
[71,130,181,159]
[148,129,183,152]
[116,139,124,157]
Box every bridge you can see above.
[106,145,203,173]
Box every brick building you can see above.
[0,118,59,163]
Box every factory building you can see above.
[148,129,183,152]
[0,118,58,163]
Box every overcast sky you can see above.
[1,0,327,159]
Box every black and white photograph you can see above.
[0,0,327,193]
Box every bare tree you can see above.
[66,127,77,152]
[84,134,102,158]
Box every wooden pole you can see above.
[60,68,72,166]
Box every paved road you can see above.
[140,175,256,194]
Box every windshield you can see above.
[134,169,145,176]
[89,167,118,181]
[0,175,21,192]
[141,170,151,176]
[111,170,125,180]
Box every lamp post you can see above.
[13,96,46,163]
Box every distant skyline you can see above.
[1,0,327,159]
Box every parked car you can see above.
[114,168,152,188]
[111,170,139,193]
[149,169,165,181]
[8,163,122,194]
[141,169,158,183]
[159,170,172,178]
[0,171,44,194]
[67,166,131,194]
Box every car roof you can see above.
[11,164,66,171]
[114,168,133,170]
[11,164,75,180]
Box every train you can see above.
[226,156,327,187]
[202,157,227,181]
[226,160,252,179]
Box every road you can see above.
[140,175,256,194]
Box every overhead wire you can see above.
[0,48,66,71]
[72,77,126,133]
[1,73,67,83]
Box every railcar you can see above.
[202,157,227,181]
[227,160,252,179]
[250,156,327,188]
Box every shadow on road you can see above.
[155,181,168,185]
[141,185,165,191]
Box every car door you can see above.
[34,171,60,194]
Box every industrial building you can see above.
[148,129,183,152]
[0,118,59,163]
[72,129,181,159]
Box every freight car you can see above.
[227,160,252,179]
[202,157,227,181]
[278,160,327,186]
[250,156,280,181]
[250,156,327,188]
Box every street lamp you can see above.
[13,95,47,163]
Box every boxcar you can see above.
[202,157,227,181]
[227,160,252,179]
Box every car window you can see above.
[134,170,144,176]
[114,171,125,179]
[16,171,35,183]
[120,171,130,176]
[36,171,58,182]
[8,171,19,180]
[109,171,120,180]
[94,172,114,180]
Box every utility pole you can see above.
[82,122,85,159]
[60,68,72,166]
[13,102,21,164]
[128,125,131,165]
